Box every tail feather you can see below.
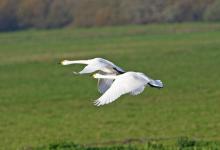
[148,80,163,88]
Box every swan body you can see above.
[93,71,163,106]
[61,58,124,74]
[61,58,125,93]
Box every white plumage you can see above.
[61,58,125,93]
[93,72,163,106]
[61,57,163,106]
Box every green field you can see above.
[0,23,220,150]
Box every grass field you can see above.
[0,23,220,150]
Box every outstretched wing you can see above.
[77,65,98,74]
[97,71,115,94]
[94,75,145,106]
[76,61,105,74]
[98,78,114,94]
[130,86,145,95]
[97,58,125,74]
[113,67,125,74]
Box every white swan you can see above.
[61,58,125,93]
[93,71,163,106]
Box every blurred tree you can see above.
[17,0,74,28]
[0,0,19,31]
[120,0,168,24]
[95,0,124,26]
[46,0,74,28]
[163,0,214,22]
[204,0,220,21]
[17,0,51,28]
[73,0,97,27]
[0,0,219,31]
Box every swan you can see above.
[61,58,125,93]
[93,71,163,106]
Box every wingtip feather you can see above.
[94,100,101,106]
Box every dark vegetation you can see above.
[1,0,220,31]
[30,137,220,150]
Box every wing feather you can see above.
[98,78,114,94]
[78,65,98,74]
[97,71,115,94]
[94,75,145,106]
[130,86,145,95]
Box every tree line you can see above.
[0,0,220,31]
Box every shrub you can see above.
[204,0,220,21]
[176,136,196,149]
[163,0,213,22]
[29,139,220,150]
[0,0,19,31]
[16,0,74,29]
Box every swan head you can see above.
[93,73,101,79]
[60,60,69,65]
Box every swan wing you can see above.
[97,58,125,74]
[94,74,145,106]
[98,78,114,94]
[76,64,100,74]
[130,86,145,95]
[97,71,116,94]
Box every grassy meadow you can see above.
[0,23,220,150]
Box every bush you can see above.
[176,137,196,149]
[0,0,19,31]
[0,0,220,31]
[204,0,220,21]
[33,142,137,150]
[16,0,74,29]
[29,138,220,150]
[163,0,213,22]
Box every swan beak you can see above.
[60,60,65,65]
[93,74,97,78]
[61,60,69,65]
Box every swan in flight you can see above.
[93,72,163,106]
[61,58,125,93]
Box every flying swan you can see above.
[61,58,125,93]
[93,71,163,106]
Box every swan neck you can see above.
[65,60,88,65]
[97,74,117,79]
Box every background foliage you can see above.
[33,137,220,150]
[0,0,220,31]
